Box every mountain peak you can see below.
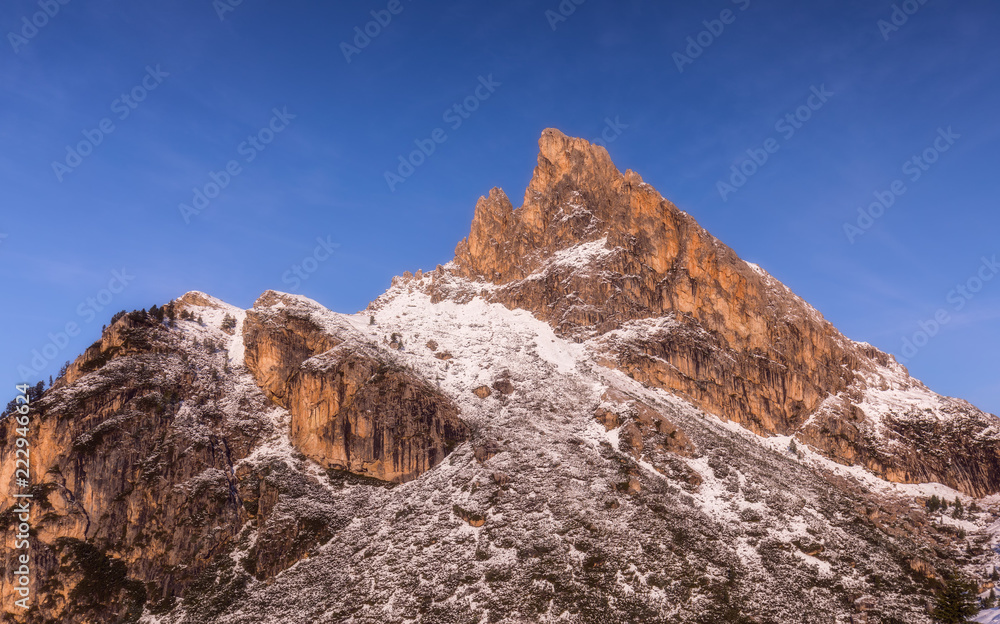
[437,129,1000,497]
[530,127,619,196]
[454,128,653,282]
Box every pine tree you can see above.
[953,498,964,520]
[222,314,236,331]
[927,495,940,513]
[788,439,798,455]
[931,577,979,623]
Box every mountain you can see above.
[3,129,999,623]
[443,129,1000,498]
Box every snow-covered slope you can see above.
[126,285,1000,623]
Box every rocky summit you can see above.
[3,129,1000,623]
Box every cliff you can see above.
[243,291,468,483]
[0,292,467,622]
[428,128,1000,497]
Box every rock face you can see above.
[242,291,342,406]
[286,349,465,482]
[445,129,856,435]
[595,389,702,490]
[0,291,468,622]
[243,292,468,483]
[429,128,1000,496]
[0,304,261,622]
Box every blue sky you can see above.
[1,0,998,415]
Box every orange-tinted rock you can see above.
[0,313,254,621]
[446,129,853,437]
[243,292,468,483]
[453,504,486,527]
[426,128,1000,497]
[243,295,341,406]
[287,349,466,483]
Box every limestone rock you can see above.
[243,292,468,483]
[453,504,486,527]
[431,129,1000,497]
